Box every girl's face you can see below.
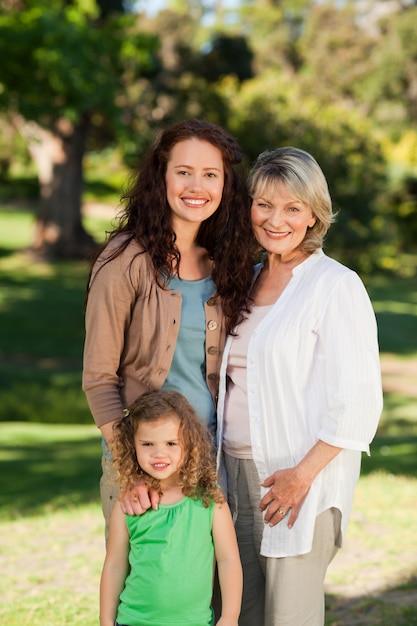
[251,181,316,261]
[165,138,225,231]
[134,414,184,488]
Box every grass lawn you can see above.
[0,203,416,625]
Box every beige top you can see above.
[82,235,225,428]
[223,305,273,458]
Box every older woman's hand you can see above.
[259,467,310,529]
[119,480,160,516]
[259,440,343,528]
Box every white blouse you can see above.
[217,249,383,558]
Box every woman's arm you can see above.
[260,272,382,529]
[100,502,130,626]
[260,440,342,528]
[212,501,243,626]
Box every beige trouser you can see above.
[100,455,119,544]
[224,454,340,626]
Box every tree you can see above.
[358,5,417,134]
[0,0,158,258]
[120,6,234,151]
[298,4,375,107]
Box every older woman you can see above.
[216,147,383,626]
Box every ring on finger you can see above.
[278,508,285,516]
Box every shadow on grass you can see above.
[0,260,88,359]
[325,574,417,625]
[367,273,417,357]
[0,176,39,201]
[362,434,417,477]
[0,433,102,520]
[84,178,120,202]
[375,310,417,356]
[0,246,18,259]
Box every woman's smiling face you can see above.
[251,181,316,261]
[165,138,224,231]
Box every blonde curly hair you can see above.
[111,390,224,508]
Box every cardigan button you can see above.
[208,373,219,381]
[208,346,218,355]
[207,320,218,331]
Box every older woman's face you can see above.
[251,181,316,260]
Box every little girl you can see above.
[100,390,242,626]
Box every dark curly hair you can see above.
[111,390,224,508]
[87,119,254,333]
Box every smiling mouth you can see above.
[182,198,208,206]
[265,229,290,238]
[152,463,169,470]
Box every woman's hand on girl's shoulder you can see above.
[119,480,160,515]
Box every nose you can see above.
[268,207,285,227]
[187,173,204,191]
[151,445,166,457]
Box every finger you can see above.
[262,500,282,523]
[149,488,160,511]
[136,491,152,511]
[259,493,276,512]
[131,501,149,515]
[265,506,287,527]
[120,492,148,516]
[261,475,275,487]
[287,506,299,529]
[119,499,133,515]
[259,486,278,511]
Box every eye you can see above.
[167,441,178,447]
[205,172,217,178]
[288,206,300,212]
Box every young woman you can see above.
[82,119,253,539]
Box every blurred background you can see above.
[0,1,416,624]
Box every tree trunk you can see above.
[15,115,98,260]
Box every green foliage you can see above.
[224,74,388,272]
[298,4,375,104]
[200,34,254,82]
[0,0,416,270]
[357,6,417,133]
[0,1,159,127]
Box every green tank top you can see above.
[116,497,216,626]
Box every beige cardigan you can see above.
[82,236,225,428]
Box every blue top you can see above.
[102,273,217,459]
[163,275,216,433]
